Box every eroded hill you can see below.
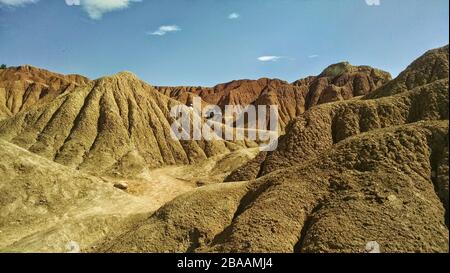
[0,68,261,252]
[156,64,391,131]
[0,71,252,178]
[100,46,449,253]
[0,65,90,119]
[226,46,449,181]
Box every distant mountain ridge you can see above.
[0,65,90,119]
[156,63,391,131]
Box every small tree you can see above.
[0,64,6,69]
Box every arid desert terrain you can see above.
[0,45,448,253]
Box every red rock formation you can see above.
[0,65,90,119]
[156,63,391,131]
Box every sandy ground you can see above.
[0,143,258,252]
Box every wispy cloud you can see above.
[65,0,142,20]
[308,54,319,58]
[228,12,240,19]
[365,0,381,6]
[0,0,38,7]
[65,0,80,6]
[148,25,181,36]
[257,56,282,62]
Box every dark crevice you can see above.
[427,58,439,84]
[83,90,106,159]
[209,180,275,247]
[148,97,182,164]
[145,101,170,165]
[18,83,36,113]
[330,113,341,144]
[186,228,202,253]
[428,133,449,228]
[255,159,268,179]
[28,95,70,151]
[232,180,274,222]
[54,86,94,161]
[126,99,134,138]
[293,202,324,253]
[225,151,267,182]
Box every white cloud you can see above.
[308,54,319,58]
[148,25,181,36]
[365,0,380,6]
[257,56,282,62]
[65,0,142,20]
[0,0,38,7]
[65,0,80,6]
[228,12,240,19]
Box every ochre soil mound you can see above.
[0,72,250,177]
[0,139,150,252]
[101,120,448,253]
[99,46,449,253]
[227,46,449,181]
[0,66,262,252]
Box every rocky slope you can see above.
[0,71,250,178]
[294,62,391,108]
[0,65,90,119]
[366,45,449,99]
[0,139,150,252]
[226,46,449,181]
[157,64,391,131]
[0,67,262,251]
[100,45,449,253]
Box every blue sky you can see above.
[0,0,448,86]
